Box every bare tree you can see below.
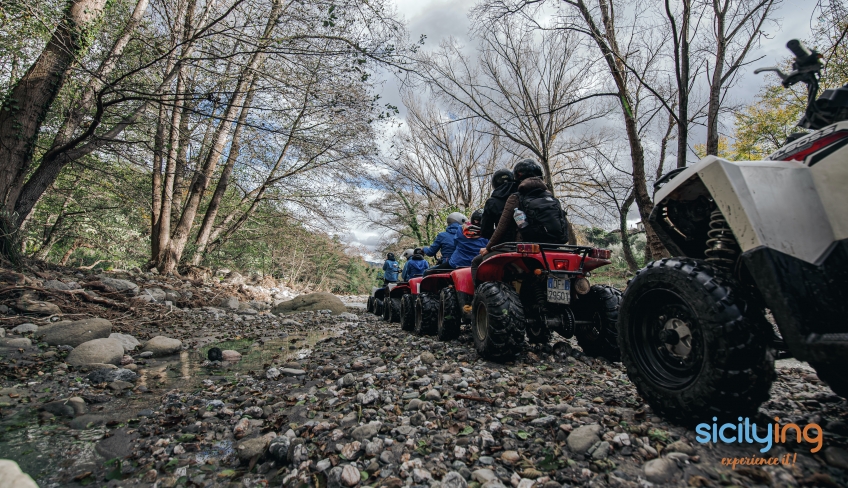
[703,0,779,156]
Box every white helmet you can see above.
[401,248,414,259]
[447,212,467,225]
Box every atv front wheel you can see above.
[400,294,415,331]
[415,293,438,335]
[383,297,400,322]
[374,298,383,317]
[618,258,774,425]
[472,282,526,361]
[575,285,622,361]
[366,296,375,314]
[438,287,461,341]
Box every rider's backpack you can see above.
[518,189,569,244]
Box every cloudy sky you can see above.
[341,0,822,254]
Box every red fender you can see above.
[389,283,411,299]
[451,267,475,295]
[407,277,424,295]
[419,273,452,294]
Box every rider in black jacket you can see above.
[480,169,516,240]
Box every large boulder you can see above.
[0,459,38,488]
[142,336,182,356]
[66,338,124,366]
[272,293,346,316]
[37,318,112,347]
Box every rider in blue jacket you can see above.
[423,212,466,264]
[402,248,430,280]
[382,253,400,284]
[449,210,489,268]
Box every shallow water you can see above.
[0,326,343,486]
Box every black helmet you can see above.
[387,252,395,260]
[470,209,483,225]
[513,159,543,182]
[413,247,424,256]
[492,169,513,188]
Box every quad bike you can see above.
[370,281,407,322]
[423,243,617,362]
[617,40,848,424]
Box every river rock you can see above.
[38,318,112,347]
[237,436,269,461]
[220,296,240,310]
[43,279,72,291]
[340,465,360,486]
[87,368,138,384]
[11,323,37,334]
[98,275,139,295]
[222,350,242,361]
[351,421,382,441]
[109,333,140,351]
[442,471,468,488]
[566,424,602,454]
[141,336,182,356]
[1,338,31,348]
[143,287,166,302]
[0,459,38,488]
[643,458,680,484]
[66,338,124,366]
[272,292,347,315]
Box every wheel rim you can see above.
[630,289,704,389]
[475,304,488,342]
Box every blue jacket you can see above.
[449,232,489,268]
[402,255,429,281]
[382,259,400,282]
[423,223,461,263]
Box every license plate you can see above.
[547,277,570,304]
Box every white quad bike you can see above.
[618,40,848,424]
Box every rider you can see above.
[423,212,465,265]
[481,169,516,240]
[472,159,557,284]
[381,252,399,285]
[424,210,488,275]
[402,248,430,280]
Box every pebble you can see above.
[340,465,360,486]
[643,458,680,483]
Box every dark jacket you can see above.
[486,177,548,251]
[402,255,430,280]
[449,230,489,268]
[423,223,461,263]
[382,259,400,282]
[481,182,517,239]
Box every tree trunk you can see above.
[191,77,258,264]
[157,0,284,274]
[706,6,726,156]
[669,0,691,169]
[618,191,638,271]
[0,0,108,213]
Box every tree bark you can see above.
[618,191,638,272]
[0,0,109,213]
[706,3,727,156]
[666,0,691,168]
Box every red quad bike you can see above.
[410,273,453,336]
[427,242,620,362]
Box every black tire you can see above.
[415,293,438,336]
[809,363,848,398]
[388,298,401,322]
[400,294,416,331]
[618,258,775,425]
[374,298,383,317]
[576,285,623,361]
[472,282,526,361]
[438,287,461,341]
[382,297,396,321]
[366,296,374,313]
